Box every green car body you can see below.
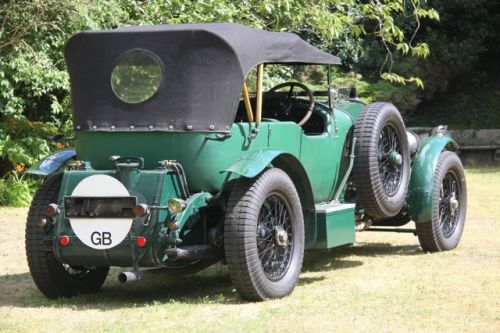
[25,23,465,300]
[30,101,457,266]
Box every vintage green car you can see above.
[25,23,467,301]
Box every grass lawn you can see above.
[0,167,499,332]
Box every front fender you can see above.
[408,136,458,223]
[25,148,76,176]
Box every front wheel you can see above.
[224,168,305,301]
[416,151,467,252]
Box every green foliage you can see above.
[359,0,500,121]
[0,0,438,205]
[409,88,500,129]
[332,70,419,117]
[0,172,39,207]
[0,118,56,166]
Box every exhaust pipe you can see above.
[118,268,165,284]
[118,271,141,283]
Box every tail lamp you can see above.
[59,235,70,246]
[167,221,179,230]
[44,203,59,217]
[133,204,150,217]
[136,236,147,248]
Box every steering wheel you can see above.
[265,82,315,126]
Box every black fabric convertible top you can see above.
[65,23,341,132]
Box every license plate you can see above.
[64,196,137,218]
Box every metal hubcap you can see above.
[275,227,288,247]
[378,124,403,196]
[256,193,293,281]
[389,151,402,166]
[450,195,459,216]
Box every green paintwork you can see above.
[407,135,458,223]
[173,192,213,230]
[75,106,355,204]
[334,100,365,122]
[38,101,371,267]
[225,148,285,178]
[313,203,355,249]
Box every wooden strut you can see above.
[255,63,264,126]
[242,82,254,122]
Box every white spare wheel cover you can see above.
[69,175,133,250]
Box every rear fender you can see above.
[408,136,458,223]
[225,148,283,178]
[25,149,76,176]
[224,149,317,249]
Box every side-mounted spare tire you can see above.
[353,102,411,219]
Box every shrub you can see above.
[0,172,40,207]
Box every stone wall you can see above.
[409,128,500,165]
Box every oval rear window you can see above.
[111,50,162,104]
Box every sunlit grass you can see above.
[0,168,499,332]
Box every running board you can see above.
[313,203,355,249]
[366,227,417,235]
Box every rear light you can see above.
[136,236,146,248]
[167,221,179,230]
[44,203,59,217]
[133,204,149,217]
[37,218,48,228]
[59,235,70,246]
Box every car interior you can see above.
[235,84,330,135]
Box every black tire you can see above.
[26,173,109,299]
[416,151,467,252]
[353,102,410,218]
[224,168,305,301]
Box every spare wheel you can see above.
[353,102,410,219]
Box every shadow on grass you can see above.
[302,242,421,273]
[0,242,422,309]
[346,242,422,257]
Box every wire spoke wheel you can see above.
[439,171,460,238]
[353,102,410,218]
[378,124,403,196]
[256,193,293,281]
[224,168,305,301]
[416,151,467,252]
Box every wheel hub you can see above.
[450,194,459,217]
[275,227,288,247]
[389,150,402,166]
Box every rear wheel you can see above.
[353,102,410,218]
[416,151,467,252]
[26,173,109,299]
[224,168,305,301]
